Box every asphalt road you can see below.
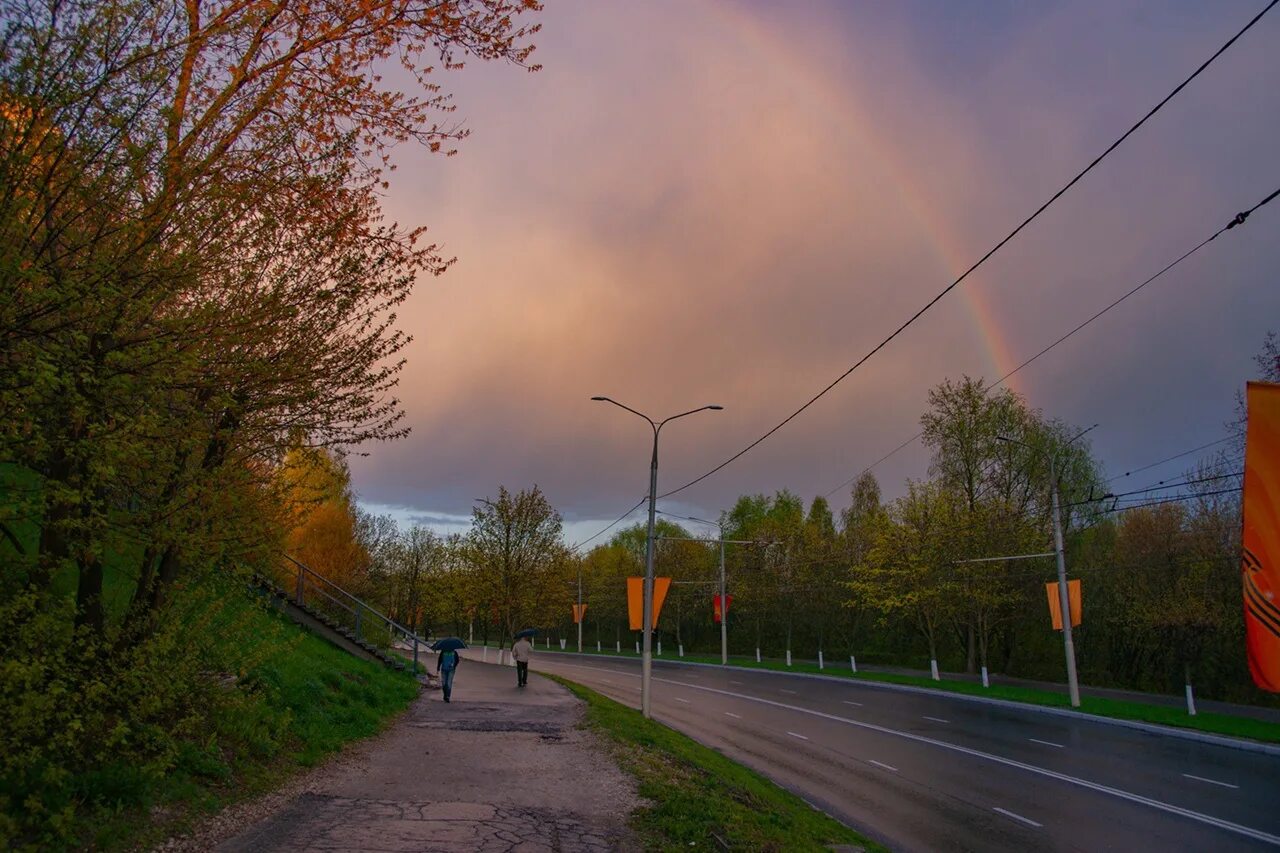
[529,653,1280,852]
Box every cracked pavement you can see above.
[217,657,638,852]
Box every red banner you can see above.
[627,577,671,630]
[713,594,733,623]
[1243,382,1280,692]
[572,603,588,624]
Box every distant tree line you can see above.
[367,340,1275,707]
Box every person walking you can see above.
[437,646,461,702]
[512,635,534,688]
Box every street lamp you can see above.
[592,396,723,718]
[997,424,1097,708]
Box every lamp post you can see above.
[592,396,723,718]
[998,425,1096,708]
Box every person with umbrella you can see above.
[432,637,467,702]
[512,629,536,688]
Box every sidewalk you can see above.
[212,660,639,852]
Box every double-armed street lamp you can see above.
[997,424,1097,708]
[591,396,723,718]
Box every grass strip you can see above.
[547,674,881,852]
[528,645,1280,745]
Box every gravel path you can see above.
[159,659,639,852]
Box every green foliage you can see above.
[0,578,416,851]
[549,675,879,852]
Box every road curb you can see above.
[543,651,1280,757]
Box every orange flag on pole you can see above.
[1243,381,1280,692]
[627,577,672,630]
[572,604,588,624]
[1045,580,1081,630]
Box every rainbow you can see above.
[705,1,1023,394]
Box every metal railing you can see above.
[280,554,430,675]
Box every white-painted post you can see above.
[818,651,824,670]
[981,666,990,688]
[597,640,601,652]
[483,646,488,663]
[545,637,550,649]
[785,650,792,667]
[617,640,621,653]
[930,659,940,681]
[678,644,684,658]
[1186,683,1197,716]
[850,655,857,673]
[755,648,761,663]
[560,638,566,650]
[657,640,662,656]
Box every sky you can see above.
[350,0,1280,546]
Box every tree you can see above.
[278,444,370,592]
[920,376,1102,673]
[466,485,570,649]
[849,481,963,678]
[1,0,542,638]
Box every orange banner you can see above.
[1045,580,1081,630]
[1243,382,1280,692]
[627,577,672,630]
[572,603,588,624]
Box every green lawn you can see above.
[529,644,1280,745]
[548,674,880,852]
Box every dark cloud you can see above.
[351,0,1280,541]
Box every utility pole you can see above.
[577,561,583,654]
[1050,454,1081,707]
[659,532,759,668]
[998,425,1095,709]
[719,535,728,665]
[591,397,722,719]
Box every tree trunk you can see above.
[74,554,106,635]
[966,623,977,674]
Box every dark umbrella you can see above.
[431,637,468,651]
[514,628,538,639]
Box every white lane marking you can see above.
[1029,738,1064,749]
[543,661,1280,847]
[780,689,798,694]
[730,680,744,685]
[724,711,742,719]
[787,731,809,741]
[924,716,950,724]
[842,700,863,707]
[1184,773,1240,790]
[675,697,691,704]
[869,760,898,772]
[994,807,1042,828]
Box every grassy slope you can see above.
[530,645,1280,745]
[548,674,880,852]
[98,597,420,850]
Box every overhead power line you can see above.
[819,179,1280,499]
[1103,436,1236,483]
[658,0,1278,504]
[570,498,646,552]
